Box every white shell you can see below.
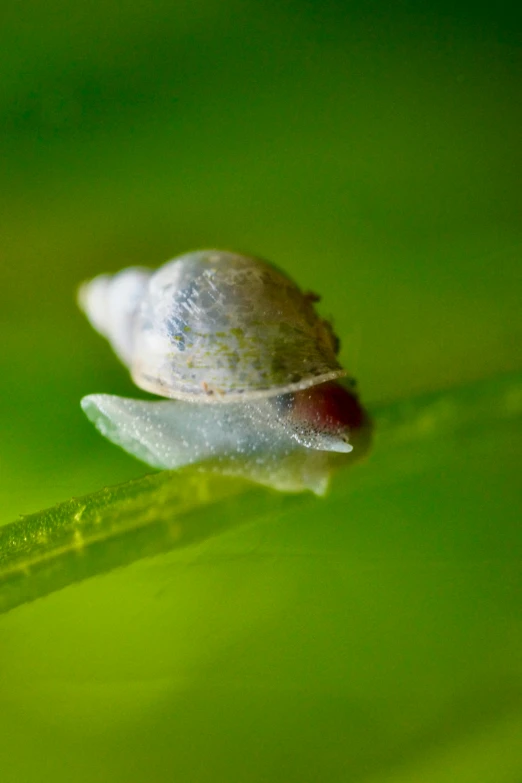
[79,250,345,401]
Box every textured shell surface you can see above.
[125,250,345,401]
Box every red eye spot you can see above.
[291,382,366,432]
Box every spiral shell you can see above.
[79,250,345,401]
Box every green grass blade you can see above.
[0,370,520,615]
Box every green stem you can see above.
[0,370,520,615]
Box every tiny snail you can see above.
[79,250,370,494]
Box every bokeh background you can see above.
[0,1,521,781]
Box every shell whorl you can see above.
[78,267,151,366]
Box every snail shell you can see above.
[79,250,345,401]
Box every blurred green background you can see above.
[0,1,521,781]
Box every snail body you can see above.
[79,250,369,493]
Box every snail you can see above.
[78,250,370,494]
